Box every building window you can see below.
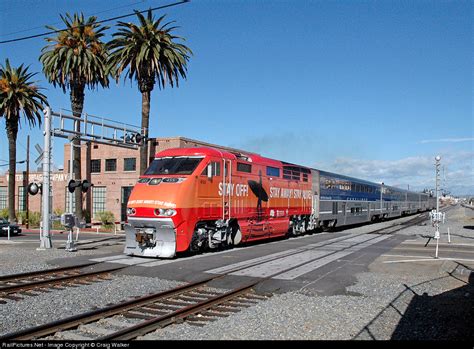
[105,159,117,172]
[92,187,106,217]
[18,186,26,211]
[65,187,76,212]
[124,158,136,172]
[237,163,252,173]
[90,159,101,173]
[0,186,7,209]
[266,166,280,177]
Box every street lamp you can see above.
[434,155,441,257]
[380,182,384,220]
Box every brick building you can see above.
[0,136,249,224]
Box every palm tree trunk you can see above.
[6,119,18,223]
[140,90,151,175]
[70,83,85,220]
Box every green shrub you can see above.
[17,211,27,224]
[15,211,41,227]
[82,210,91,223]
[14,211,41,227]
[96,211,115,231]
[52,208,64,230]
[0,208,9,219]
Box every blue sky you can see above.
[0,0,472,195]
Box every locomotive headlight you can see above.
[127,207,136,215]
[153,208,176,217]
[164,209,176,216]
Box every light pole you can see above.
[434,155,441,258]
[380,182,384,219]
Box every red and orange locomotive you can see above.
[125,147,314,258]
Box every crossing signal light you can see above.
[27,182,42,196]
[124,132,144,145]
[133,133,143,144]
[68,179,93,193]
[81,180,92,193]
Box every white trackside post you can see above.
[39,107,53,249]
[434,155,441,258]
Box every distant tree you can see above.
[0,59,48,223]
[108,10,192,174]
[39,13,109,220]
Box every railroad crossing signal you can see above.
[124,132,144,145]
[34,143,44,168]
[39,107,142,250]
[67,179,93,193]
[27,182,42,195]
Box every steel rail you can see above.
[0,275,218,340]
[0,262,99,283]
[98,282,259,340]
[0,266,124,295]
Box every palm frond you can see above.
[107,10,192,92]
[0,59,48,128]
[39,12,110,91]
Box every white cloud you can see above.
[419,137,474,144]
[319,152,474,196]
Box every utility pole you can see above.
[25,135,29,229]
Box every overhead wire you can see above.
[0,0,149,38]
[0,0,190,44]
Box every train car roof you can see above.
[315,168,427,195]
[316,169,380,187]
[155,147,234,159]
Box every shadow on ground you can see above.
[354,262,473,340]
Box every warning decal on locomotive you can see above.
[218,182,249,197]
[269,187,312,199]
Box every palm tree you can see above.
[40,13,109,220]
[108,10,192,174]
[0,59,48,223]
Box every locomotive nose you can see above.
[123,177,187,258]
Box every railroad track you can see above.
[1,276,269,340]
[367,205,453,235]
[0,263,123,304]
[1,208,450,340]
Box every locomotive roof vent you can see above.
[231,152,252,162]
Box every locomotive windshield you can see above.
[144,156,203,175]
